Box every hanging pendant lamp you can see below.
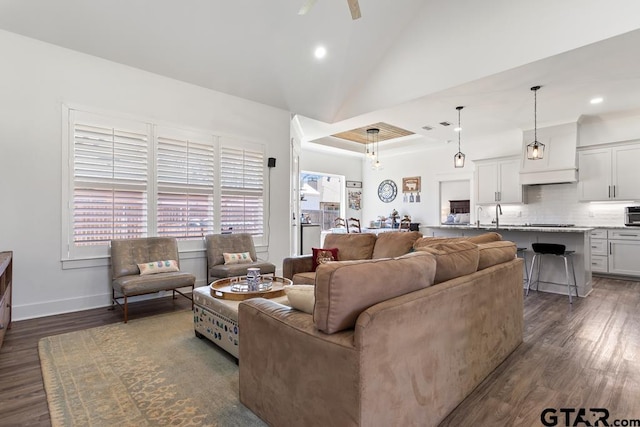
[454,106,465,168]
[365,127,378,160]
[366,127,382,170]
[527,85,545,160]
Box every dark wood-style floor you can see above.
[1,276,639,427]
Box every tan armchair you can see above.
[110,237,195,323]
[205,233,276,282]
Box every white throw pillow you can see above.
[138,260,179,275]
[284,285,315,314]
[223,252,253,265]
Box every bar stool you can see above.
[516,247,529,284]
[526,243,578,304]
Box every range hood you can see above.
[520,122,578,185]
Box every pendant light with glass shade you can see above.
[527,85,545,160]
[453,106,465,168]
[366,127,382,170]
[365,127,377,161]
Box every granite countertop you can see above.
[426,224,595,233]
[588,225,635,229]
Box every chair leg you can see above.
[109,288,116,311]
[564,256,572,304]
[124,295,128,323]
[570,256,578,297]
[526,254,537,296]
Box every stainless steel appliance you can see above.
[625,206,640,226]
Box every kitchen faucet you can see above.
[476,206,483,228]
[495,203,502,229]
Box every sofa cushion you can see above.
[414,240,479,284]
[323,233,377,260]
[477,241,516,270]
[292,271,316,285]
[313,251,436,334]
[413,236,463,250]
[312,247,339,271]
[413,232,502,251]
[371,231,422,259]
[285,285,315,314]
[467,232,503,244]
[138,259,179,275]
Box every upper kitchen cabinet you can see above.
[578,142,640,201]
[520,122,578,185]
[475,156,523,204]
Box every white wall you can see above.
[361,113,640,230]
[361,129,521,228]
[0,30,291,320]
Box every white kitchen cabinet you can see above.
[592,228,640,277]
[609,239,640,276]
[590,229,608,273]
[578,143,640,201]
[475,156,522,204]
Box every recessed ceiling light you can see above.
[454,126,462,132]
[314,46,327,59]
[590,97,604,104]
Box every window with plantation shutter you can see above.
[63,108,268,262]
[156,129,215,239]
[220,143,265,239]
[71,113,149,250]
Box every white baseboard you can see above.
[12,282,205,321]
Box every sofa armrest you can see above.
[238,298,358,426]
[351,258,524,426]
[282,255,313,279]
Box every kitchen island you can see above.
[423,224,594,297]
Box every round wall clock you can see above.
[377,179,397,203]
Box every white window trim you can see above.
[61,105,268,268]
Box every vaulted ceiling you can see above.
[2,0,640,152]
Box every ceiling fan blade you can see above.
[347,0,361,20]
[298,0,317,15]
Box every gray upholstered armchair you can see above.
[205,233,276,282]
[110,237,195,322]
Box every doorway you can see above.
[298,172,345,254]
[439,179,472,224]
[300,172,345,231]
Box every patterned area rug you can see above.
[39,310,266,427]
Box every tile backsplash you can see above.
[478,183,632,227]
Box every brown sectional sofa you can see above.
[239,232,524,426]
[283,231,422,284]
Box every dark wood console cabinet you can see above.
[0,251,13,349]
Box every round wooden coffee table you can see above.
[209,276,292,301]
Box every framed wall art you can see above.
[402,176,421,203]
[402,176,421,193]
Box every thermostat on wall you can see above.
[346,180,362,188]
